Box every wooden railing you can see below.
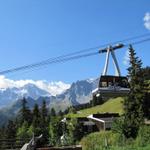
[0,138,30,150]
[37,145,82,150]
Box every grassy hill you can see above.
[66,97,124,118]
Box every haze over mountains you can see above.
[0,76,71,108]
[0,76,99,125]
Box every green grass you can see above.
[80,131,150,150]
[66,97,124,118]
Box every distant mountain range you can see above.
[0,78,99,125]
[0,84,51,108]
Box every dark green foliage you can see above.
[50,107,56,117]
[16,121,32,139]
[141,67,150,119]
[49,116,63,146]
[143,92,150,119]
[58,110,64,117]
[0,99,69,147]
[39,100,49,145]
[112,117,124,134]
[81,131,150,150]
[68,118,84,143]
[123,45,145,139]
[141,67,150,80]
[41,100,48,123]
[90,95,104,107]
[32,103,41,136]
[68,106,77,114]
[19,97,32,126]
[5,120,16,139]
[136,125,150,146]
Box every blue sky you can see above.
[0,0,149,83]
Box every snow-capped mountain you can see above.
[0,76,99,109]
[45,78,99,111]
[0,78,70,108]
[0,84,50,108]
[0,77,99,125]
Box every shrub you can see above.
[136,125,150,147]
[80,131,121,150]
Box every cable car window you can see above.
[108,82,113,86]
[101,82,107,87]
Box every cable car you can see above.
[92,44,130,98]
[92,75,130,98]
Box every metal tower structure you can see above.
[99,44,124,76]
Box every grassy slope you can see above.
[80,131,150,150]
[67,97,124,118]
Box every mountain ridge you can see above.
[0,77,99,125]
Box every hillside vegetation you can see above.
[81,127,150,150]
[67,97,124,118]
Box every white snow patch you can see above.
[0,76,70,96]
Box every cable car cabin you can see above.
[92,75,130,98]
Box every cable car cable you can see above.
[0,35,150,75]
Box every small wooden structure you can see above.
[87,113,119,130]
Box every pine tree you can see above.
[41,100,48,124]
[50,108,56,117]
[32,103,41,136]
[49,116,62,146]
[19,97,32,126]
[123,45,145,139]
[5,120,16,139]
[16,121,31,139]
[58,110,64,117]
[141,67,150,119]
[40,100,49,145]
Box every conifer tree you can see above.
[50,108,56,117]
[40,100,49,145]
[41,100,48,124]
[141,67,150,119]
[123,45,145,138]
[5,120,16,139]
[19,97,32,126]
[58,110,64,117]
[32,103,41,136]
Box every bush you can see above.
[136,125,150,147]
[80,131,121,150]
[80,130,150,150]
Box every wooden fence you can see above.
[37,145,82,150]
[0,138,30,150]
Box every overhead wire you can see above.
[0,33,150,75]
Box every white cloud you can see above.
[123,49,129,66]
[0,76,70,96]
[144,12,150,30]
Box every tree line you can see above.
[0,45,149,148]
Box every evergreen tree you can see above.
[91,95,104,107]
[50,108,56,117]
[123,45,145,139]
[32,103,41,136]
[141,67,150,119]
[49,116,62,146]
[41,100,48,124]
[68,106,76,114]
[19,97,32,126]
[66,118,84,145]
[40,100,49,145]
[58,110,64,117]
[5,120,16,139]
[16,121,32,139]
[143,92,150,119]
